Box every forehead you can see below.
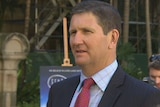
[69,13,100,29]
[71,12,97,23]
[150,69,160,75]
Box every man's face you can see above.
[149,68,160,89]
[69,12,118,67]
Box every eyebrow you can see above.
[69,27,95,33]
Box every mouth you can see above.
[74,49,87,55]
[76,50,86,53]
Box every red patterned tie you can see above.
[74,78,95,107]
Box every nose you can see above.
[70,32,83,45]
[154,77,160,84]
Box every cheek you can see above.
[92,40,109,54]
[69,38,73,46]
[100,39,110,50]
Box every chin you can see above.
[75,60,87,66]
[75,62,85,66]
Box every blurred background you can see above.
[0,0,160,106]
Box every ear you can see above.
[109,29,119,49]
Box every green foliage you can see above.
[17,102,39,107]
[117,42,146,79]
[17,52,65,106]
[17,58,40,106]
[118,42,135,61]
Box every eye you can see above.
[69,30,76,36]
[151,76,156,79]
[83,29,93,34]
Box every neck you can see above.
[81,59,116,77]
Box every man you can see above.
[47,1,160,107]
[149,54,160,89]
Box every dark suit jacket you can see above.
[47,65,160,107]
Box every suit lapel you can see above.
[98,66,125,107]
[62,76,80,106]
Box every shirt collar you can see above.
[93,60,118,91]
[79,60,118,92]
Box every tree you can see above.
[123,0,130,43]
[157,1,160,53]
[121,0,130,67]
[24,0,31,38]
[145,0,152,60]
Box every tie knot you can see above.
[83,78,95,89]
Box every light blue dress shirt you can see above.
[69,60,118,107]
